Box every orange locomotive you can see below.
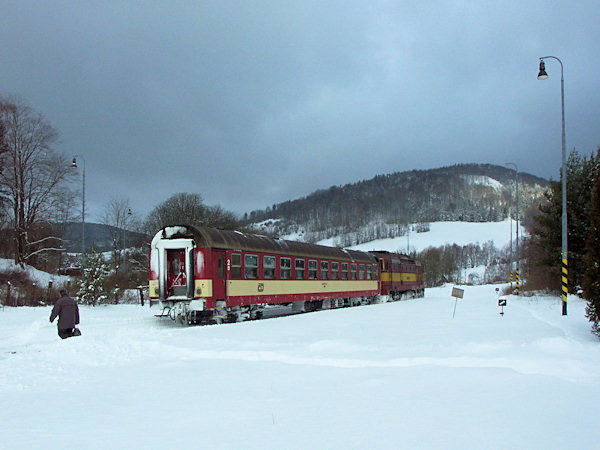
[150,225,424,324]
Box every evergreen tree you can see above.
[529,150,599,291]
[583,152,600,336]
[77,247,113,306]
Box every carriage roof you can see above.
[153,225,377,264]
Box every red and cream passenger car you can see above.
[150,225,380,324]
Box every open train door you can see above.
[166,249,187,296]
[154,237,195,300]
[212,250,226,301]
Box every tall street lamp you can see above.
[124,207,132,272]
[538,56,568,316]
[71,156,86,263]
[506,163,519,294]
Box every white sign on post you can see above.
[451,287,464,299]
[451,287,464,318]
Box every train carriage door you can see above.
[166,249,187,296]
[212,251,226,300]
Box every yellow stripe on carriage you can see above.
[227,279,378,297]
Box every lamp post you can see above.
[71,156,86,264]
[538,56,568,316]
[509,205,513,288]
[124,207,132,272]
[506,163,519,294]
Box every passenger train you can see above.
[149,225,424,325]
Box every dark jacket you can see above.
[50,294,80,330]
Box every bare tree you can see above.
[144,192,240,234]
[144,192,207,234]
[101,197,134,275]
[0,112,10,253]
[0,97,75,266]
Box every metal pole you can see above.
[515,169,521,295]
[125,208,132,273]
[538,56,567,315]
[72,156,86,268]
[82,160,85,257]
[509,209,513,288]
[507,163,519,294]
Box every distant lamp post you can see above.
[506,163,519,294]
[124,207,132,272]
[538,56,568,316]
[509,206,513,289]
[71,156,86,263]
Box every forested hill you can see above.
[244,164,549,242]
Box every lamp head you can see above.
[71,157,77,168]
[537,59,549,80]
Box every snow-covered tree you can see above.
[77,247,113,306]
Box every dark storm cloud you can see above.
[1,1,599,220]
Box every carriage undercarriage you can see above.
[155,289,424,326]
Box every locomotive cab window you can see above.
[245,254,258,279]
[331,262,339,280]
[295,258,305,280]
[308,260,318,280]
[280,257,291,279]
[264,256,276,279]
[231,253,242,278]
[320,261,329,280]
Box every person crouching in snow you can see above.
[50,290,81,339]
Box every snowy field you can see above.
[1,285,598,449]
[316,219,518,253]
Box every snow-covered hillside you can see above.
[1,286,597,449]
[323,219,518,253]
[0,259,71,287]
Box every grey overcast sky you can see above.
[1,1,599,221]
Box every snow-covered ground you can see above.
[318,219,518,253]
[1,286,598,449]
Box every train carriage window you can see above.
[359,264,365,280]
[171,253,181,275]
[320,261,329,280]
[280,257,291,280]
[367,265,372,280]
[295,258,305,280]
[264,256,276,279]
[231,253,242,278]
[308,260,318,280]
[351,263,357,280]
[218,254,224,278]
[244,254,258,279]
[341,263,349,280]
[331,262,339,280]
